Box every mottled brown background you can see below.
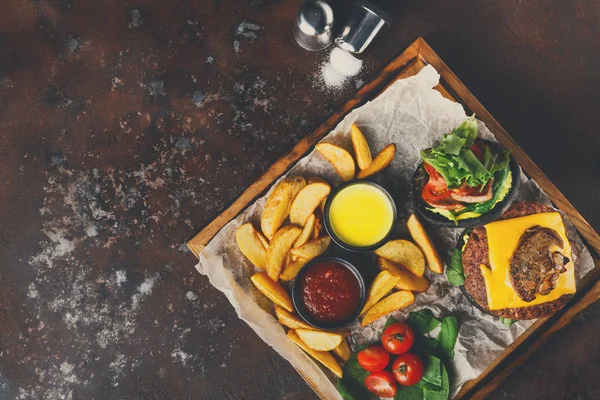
[0,0,598,399]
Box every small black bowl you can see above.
[292,256,366,330]
[323,180,397,252]
[409,140,521,228]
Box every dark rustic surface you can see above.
[0,0,598,399]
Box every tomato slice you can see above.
[422,182,452,202]
[364,371,397,397]
[470,141,485,161]
[424,163,447,186]
[381,322,415,355]
[357,346,390,373]
[392,353,424,386]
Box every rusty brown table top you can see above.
[0,0,599,399]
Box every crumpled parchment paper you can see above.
[195,65,595,399]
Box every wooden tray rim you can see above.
[187,37,600,400]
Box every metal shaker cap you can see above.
[336,0,392,55]
[294,1,335,51]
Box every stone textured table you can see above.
[0,0,598,399]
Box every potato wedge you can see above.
[378,257,431,293]
[256,230,269,250]
[356,143,396,179]
[290,237,331,260]
[351,124,372,170]
[251,272,293,312]
[407,214,444,274]
[266,225,302,281]
[296,329,343,351]
[315,143,355,182]
[307,176,328,185]
[360,270,401,316]
[287,330,343,378]
[332,339,352,362]
[280,257,310,281]
[361,290,415,326]
[261,176,306,239]
[375,239,426,277]
[236,223,267,270]
[290,182,331,226]
[313,217,324,239]
[294,214,316,248]
[275,305,315,330]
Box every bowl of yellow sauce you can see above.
[324,180,396,251]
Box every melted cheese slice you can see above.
[479,212,576,310]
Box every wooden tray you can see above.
[188,38,600,399]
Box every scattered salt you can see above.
[320,47,363,89]
[186,291,198,301]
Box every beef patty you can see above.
[462,201,579,320]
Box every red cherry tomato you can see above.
[357,346,390,373]
[392,353,424,386]
[364,371,397,397]
[381,322,415,355]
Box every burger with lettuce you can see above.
[410,116,520,227]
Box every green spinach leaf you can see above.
[408,309,441,336]
[418,353,443,391]
[500,317,517,326]
[446,248,465,286]
[337,352,375,400]
[438,316,459,359]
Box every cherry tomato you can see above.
[392,353,424,386]
[381,322,415,355]
[364,371,397,397]
[357,346,390,373]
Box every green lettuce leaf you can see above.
[421,116,511,191]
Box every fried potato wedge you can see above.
[296,329,344,351]
[275,305,315,330]
[290,237,331,260]
[251,272,293,312]
[375,239,426,277]
[256,230,269,250]
[356,143,396,179]
[266,225,302,281]
[351,124,373,170]
[287,330,343,378]
[307,176,328,185]
[315,143,355,182]
[236,223,267,270]
[361,290,415,326]
[378,257,431,293]
[261,176,306,239]
[280,257,310,281]
[360,270,401,316]
[332,339,352,362]
[290,183,331,226]
[313,217,324,239]
[294,214,316,248]
[407,214,444,274]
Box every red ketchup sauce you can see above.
[299,260,361,324]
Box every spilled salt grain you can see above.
[320,47,363,89]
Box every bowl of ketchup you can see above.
[292,256,366,330]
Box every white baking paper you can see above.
[195,65,595,399]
